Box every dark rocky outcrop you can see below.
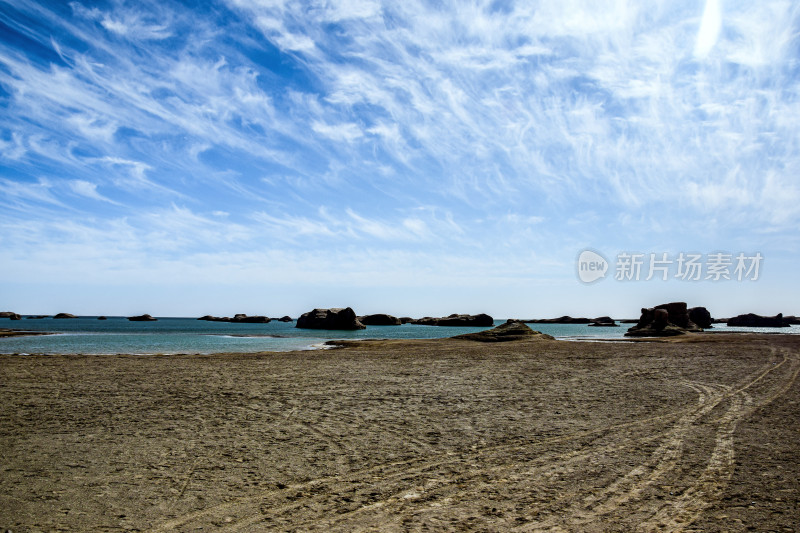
[399,317,414,324]
[784,315,799,325]
[625,302,703,337]
[198,314,271,323]
[0,311,18,318]
[359,314,402,326]
[97,316,108,320]
[54,313,78,319]
[26,315,48,319]
[524,316,592,324]
[411,313,494,327]
[277,316,293,322]
[128,314,157,321]
[453,320,554,342]
[296,308,365,330]
[688,307,713,329]
[726,313,790,328]
[588,316,618,327]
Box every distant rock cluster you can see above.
[294,309,496,330]
[726,313,793,327]
[198,314,271,323]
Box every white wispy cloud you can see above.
[68,179,119,204]
[1,0,799,315]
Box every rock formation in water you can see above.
[453,320,554,342]
[588,316,618,327]
[410,313,494,327]
[524,316,592,324]
[726,313,790,327]
[625,302,703,337]
[54,313,78,319]
[296,308,366,330]
[198,314,271,323]
[128,314,157,321]
[359,314,402,326]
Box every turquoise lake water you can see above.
[1,317,798,355]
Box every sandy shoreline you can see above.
[1,333,798,531]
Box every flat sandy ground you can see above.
[1,333,799,532]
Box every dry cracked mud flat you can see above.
[1,333,799,532]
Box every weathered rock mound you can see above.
[726,313,790,328]
[625,302,703,337]
[128,314,157,321]
[276,316,293,322]
[453,320,554,342]
[359,314,402,326]
[54,313,77,319]
[296,308,365,330]
[411,313,494,327]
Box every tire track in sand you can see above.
[147,347,799,533]
[145,380,713,532]
[636,347,800,532]
[517,346,800,532]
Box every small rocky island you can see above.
[128,314,157,322]
[198,314,271,323]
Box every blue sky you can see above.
[1,0,799,318]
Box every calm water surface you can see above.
[1,317,797,355]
